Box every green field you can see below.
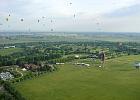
[15,55,140,100]
[0,48,23,56]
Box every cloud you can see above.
[104,4,140,18]
[0,0,140,32]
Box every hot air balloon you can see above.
[42,16,45,19]
[96,22,100,25]
[6,18,9,21]
[21,19,24,22]
[74,14,76,18]
[70,3,72,5]
[38,19,40,23]
[51,29,53,31]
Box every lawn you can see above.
[0,48,23,56]
[15,55,140,100]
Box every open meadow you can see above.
[15,55,140,100]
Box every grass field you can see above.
[0,48,23,56]
[15,55,140,100]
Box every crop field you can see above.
[15,55,140,100]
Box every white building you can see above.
[4,46,16,49]
[56,63,65,65]
[75,55,80,58]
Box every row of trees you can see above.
[0,53,62,67]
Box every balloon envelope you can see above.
[6,18,9,21]
[21,19,24,21]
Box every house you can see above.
[23,64,40,71]
[22,68,27,71]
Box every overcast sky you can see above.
[0,0,140,32]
